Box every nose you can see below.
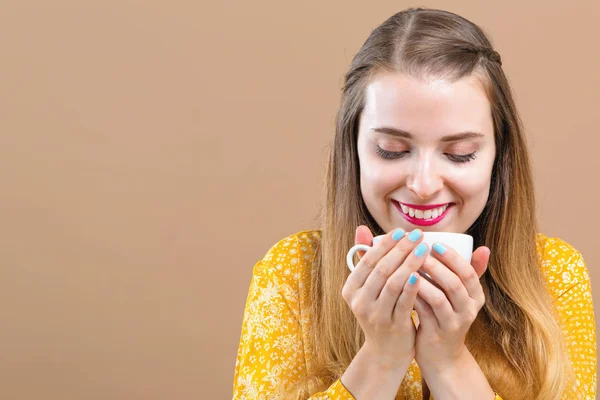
[406,155,444,200]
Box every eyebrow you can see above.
[372,127,485,142]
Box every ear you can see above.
[354,225,374,258]
[471,246,491,278]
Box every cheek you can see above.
[448,163,493,202]
[360,157,402,197]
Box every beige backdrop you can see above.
[1,1,599,399]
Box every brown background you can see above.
[1,1,598,399]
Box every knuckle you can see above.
[359,257,375,271]
[430,294,446,308]
[367,315,383,328]
[341,286,351,301]
[372,265,388,279]
[385,278,404,295]
[476,296,486,309]
[351,299,368,318]
[447,279,463,294]
[395,299,412,314]
[447,321,460,333]
[463,269,478,282]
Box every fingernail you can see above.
[408,229,422,242]
[392,228,405,241]
[414,242,427,257]
[433,243,446,255]
[408,273,418,285]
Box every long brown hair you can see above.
[293,8,574,400]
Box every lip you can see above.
[393,201,454,227]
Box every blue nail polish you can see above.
[392,228,405,241]
[414,242,427,257]
[408,273,418,285]
[433,242,446,255]
[408,230,422,242]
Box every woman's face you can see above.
[357,72,496,234]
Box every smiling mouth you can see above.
[393,201,454,226]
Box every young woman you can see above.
[233,8,596,400]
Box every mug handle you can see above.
[346,244,373,271]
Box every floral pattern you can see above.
[233,231,596,399]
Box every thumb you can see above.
[354,225,374,259]
[471,246,491,278]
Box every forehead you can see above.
[361,72,493,138]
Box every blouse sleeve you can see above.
[554,250,597,398]
[232,251,356,399]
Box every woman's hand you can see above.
[413,242,490,372]
[342,226,429,369]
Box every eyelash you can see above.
[375,146,477,163]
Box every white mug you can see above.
[346,231,473,271]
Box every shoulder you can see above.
[535,233,590,297]
[253,229,322,287]
[261,230,321,266]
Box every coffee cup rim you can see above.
[377,231,472,238]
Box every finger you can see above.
[344,227,406,293]
[417,270,443,290]
[416,277,454,326]
[343,225,375,293]
[471,246,491,279]
[392,272,420,320]
[419,255,470,312]
[414,294,438,330]
[430,242,485,302]
[376,239,428,312]
[354,225,374,259]
[363,229,424,300]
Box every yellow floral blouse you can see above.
[233,231,597,399]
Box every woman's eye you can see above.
[445,152,477,163]
[375,146,409,160]
[375,146,477,163]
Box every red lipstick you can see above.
[393,201,454,227]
